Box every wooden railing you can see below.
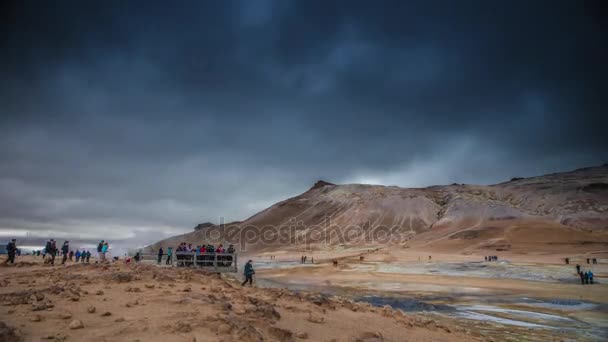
[173,252,238,273]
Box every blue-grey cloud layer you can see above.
[0,0,606,245]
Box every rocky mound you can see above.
[148,165,608,254]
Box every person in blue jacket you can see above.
[241,260,255,287]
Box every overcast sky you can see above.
[1,0,606,246]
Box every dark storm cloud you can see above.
[0,0,606,244]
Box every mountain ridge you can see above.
[147,164,608,254]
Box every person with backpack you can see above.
[4,239,17,264]
[61,241,69,264]
[97,240,104,258]
[75,250,81,262]
[157,247,163,265]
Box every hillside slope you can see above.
[147,165,608,254]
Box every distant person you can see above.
[4,239,17,264]
[564,257,569,264]
[241,260,255,287]
[484,256,487,262]
[69,250,74,261]
[166,247,172,265]
[85,251,91,263]
[81,250,86,263]
[592,258,597,265]
[61,241,69,264]
[134,252,141,263]
[576,264,581,273]
[75,250,81,262]
[48,239,57,265]
[226,244,235,267]
[586,258,590,264]
[97,240,104,258]
[158,247,163,265]
[579,271,585,285]
[589,270,594,284]
[585,271,590,284]
[101,242,109,262]
[428,256,432,261]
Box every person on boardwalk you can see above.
[157,247,164,265]
[241,260,255,286]
[4,239,17,264]
[61,241,69,264]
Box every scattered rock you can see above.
[296,332,309,339]
[95,290,104,296]
[59,313,72,320]
[30,314,42,322]
[101,311,112,317]
[173,322,192,333]
[87,306,96,313]
[217,323,232,334]
[110,272,133,283]
[353,331,383,342]
[182,287,191,292]
[114,317,125,322]
[307,313,324,324]
[68,320,84,330]
[268,327,294,341]
[144,284,155,289]
[0,321,21,342]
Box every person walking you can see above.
[589,270,594,284]
[81,250,86,263]
[157,247,163,265]
[584,271,590,284]
[166,247,172,265]
[241,260,255,286]
[75,250,81,262]
[85,250,91,263]
[4,239,17,264]
[576,264,581,273]
[69,250,74,261]
[579,271,585,285]
[61,241,69,264]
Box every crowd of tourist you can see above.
[156,242,236,266]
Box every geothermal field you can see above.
[2,165,607,341]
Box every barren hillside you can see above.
[147,165,608,254]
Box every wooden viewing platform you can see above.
[173,252,238,273]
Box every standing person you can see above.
[75,250,81,262]
[61,241,69,264]
[241,260,255,287]
[4,239,17,264]
[584,271,590,284]
[157,247,163,265]
[166,247,172,265]
[49,240,57,265]
[589,270,594,284]
[101,242,109,262]
[579,271,585,285]
[69,250,74,261]
[226,244,235,267]
[81,250,86,263]
[97,240,104,259]
[576,264,581,273]
[85,251,91,263]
